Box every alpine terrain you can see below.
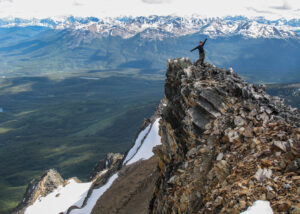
[13,58,300,213]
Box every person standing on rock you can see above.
[190,38,208,66]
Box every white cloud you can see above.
[0,0,299,19]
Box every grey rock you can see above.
[254,168,272,182]
[234,116,245,127]
[216,153,224,161]
[273,141,290,152]
[188,107,214,130]
[286,158,300,172]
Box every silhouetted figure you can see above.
[190,38,208,66]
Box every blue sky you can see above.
[0,0,300,19]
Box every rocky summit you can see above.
[150,58,300,213]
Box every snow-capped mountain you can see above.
[1,15,300,39]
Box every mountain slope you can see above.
[0,75,163,214]
[13,103,163,214]
[91,157,158,214]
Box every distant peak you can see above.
[1,15,299,39]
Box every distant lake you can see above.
[0,108,3,113]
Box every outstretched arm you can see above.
[190,45,199,52]
[202,38,208,46]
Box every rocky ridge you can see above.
[150,58,300,213]
[14,169,64,214]
[13,153,123,214]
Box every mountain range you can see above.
[0,15,300,83]
[1,16,300,39]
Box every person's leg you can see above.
[200,53,205,65]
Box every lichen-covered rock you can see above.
[150,59,300,213]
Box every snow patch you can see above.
[25,179,92,214]
[69,173,118,214]
[126,118,161,165]
[122,123,151,165]
[241,200,273,214]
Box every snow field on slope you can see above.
[241,200,273,214]
[122,123,151,165]
[69,118,161,213]
[69,173,119,214]
[25,118,160,214]
[25,179,92,214]
[126,118,161,165]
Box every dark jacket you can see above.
[190,38,207,54]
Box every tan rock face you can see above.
[150,59,300,214]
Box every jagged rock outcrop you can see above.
[150,58,300,213]
[90,153,124,182]
[14,153,123,214]
[13,169,64,214]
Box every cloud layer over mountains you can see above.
[0,0,300,19]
